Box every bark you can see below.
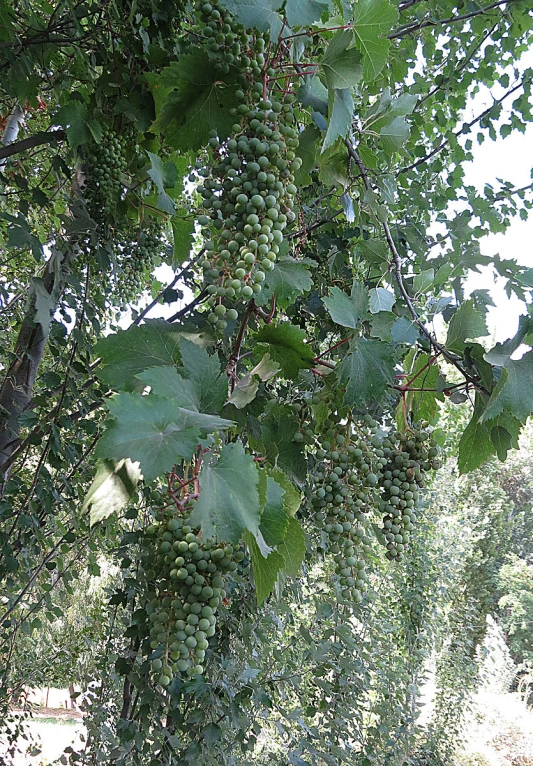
[0,109,78,492]
[0,257,70,486]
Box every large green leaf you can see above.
[256,256,315,308]
[323,282,368,329]
[190,442,261,543]
[457,395,495,474]
[227,354,279,409]
[482,351,533,424]
[294,124,320,186]
[95,321,183,391]
[153,53,240,150]
[243,530,285,605]
[446,300,489,353]
[95,394,200,483]
[352,0,398,81]
[260,406,307,485]
[136,367,234,431]
[285,0,329,26]
[268,467,302,518]
[179,338,227,413]
[255,323,315,379]
[83,459,141,526]
[277,517,307,578]
[338,338,395,406]
[219,0,284,37]
[320,30,363,91]
[322,88,354,152]
[259,475,289,547]
[380,116,411,153]
[369,287,395,313]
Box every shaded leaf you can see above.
[260,476,289,547]
[446,299,489,353]
[277,517,306,578]
[95,394,199,483]
[83,459,141,526]
[323,283,368,329]
[227,354,279,408]
[219,0,285,37]
[482,350,533,424]
[244,530,285,605]
[457,395,495,474]
[255,323,315,379]
[369,287,395,313]
[95,321,183,391]
[180,338,227,413]
[338,338,395,406]
[320,30,363,91]
[322,88,353,152]
[190,442,260,543]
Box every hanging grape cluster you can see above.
[190,4,301,330]
[112,227,164,308]
[139,514,244,686]
[378,422,441,560]
[303,405,385,603]
[83,129,127,220]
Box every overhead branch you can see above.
[399,78,525,175]
[388,0,517,40]
[0,129,66,162]
[346,140,488,394]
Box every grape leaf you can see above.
[259,476,288,547]
[255,323,315,379]
[227,354,279,409]
[95,320,183,391]
[136,367,233,431]
[256,256,315,308]
[320,30,364,91]
[277,517,306,578]
[322,88,353,152]
[446,299,489,353]
[396,352,442,430]
[95,394,200,483]
[285,0,329,26]
[172,217,194,266]
[359,238,389,265]
[54,101,90,149]
[484,314,533,366]
[219,0,285,37]
[294,123,320,186]
[190,442,261,543]
[369,287,395,313]
[137,366,198,408]
[146,151,176,214]
[457,395,495,474]
[179,338,227,413]
[267,467,302,518]
[243,530,285,605]
[323,282,368,329]
[153,53,240,150]
[83,459,141,526]
[352,0,398,81]
[338,338,395,406]
[482,350,533,424]
[260,406,307,485]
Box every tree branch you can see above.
[0,129,66,162]
[388,0,517,40]
[346,140,488,394]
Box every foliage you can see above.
[1,0,533,763]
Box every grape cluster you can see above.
[307,413,384,603]
[112,227,163,308]
[84,130,127,219]
[140,516,244,685]
[378,423,441,560]
[194,1,251,76]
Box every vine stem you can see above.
[227,301,256,391]
[345,140,488,395]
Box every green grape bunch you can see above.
[112,227,164,309]
[378,422,441,560]
[305,404,384,604]
[83,129,127,221]
[139,515,244,686]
